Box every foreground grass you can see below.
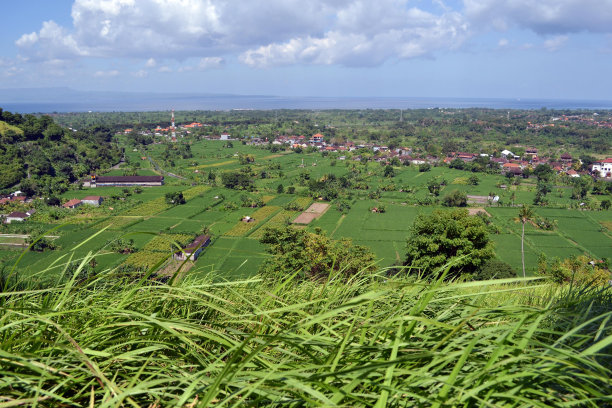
[0,258,611,406]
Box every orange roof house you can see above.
[63,199,82,209]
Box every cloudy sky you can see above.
[1,0,611,99]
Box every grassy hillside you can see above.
[0,258,610,406]
[0,120,23,136]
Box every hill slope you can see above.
[0,120,23,136]
[0,263,610,406]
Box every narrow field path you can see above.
[330,214,346,238]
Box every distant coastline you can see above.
[1,88,611,112]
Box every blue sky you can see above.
[1,0,611,99]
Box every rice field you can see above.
[3,140,611,281]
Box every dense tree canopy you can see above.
[404,209,494,278]
[221,171,254,190]
[0,108,121,194]
[259,226,376,281]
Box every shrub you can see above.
[442,190,467,207]
[259,226,376,280]
[418,163,431,172]
[474,259,516,280]
[165,191,185,205]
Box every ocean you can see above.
[2,94,612,113]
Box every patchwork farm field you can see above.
[1,139,610,281]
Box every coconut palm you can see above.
[518,205,534,278]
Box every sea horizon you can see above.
[1,88,611,113]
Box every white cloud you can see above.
[4,67,24,77]
[15,0,470,68]
[464,0,612,35]
[16,32,38,47]
[158,66,172,73]
[16,20,85,60]
[241,8,469,67]
[543,35,568,51]
[132,69,148,77]
[15,0,610,70]
[93,69,119,77]
[198,56,224,69]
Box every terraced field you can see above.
[2,139,610,281]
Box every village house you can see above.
[502,162,522,175]
[566,170,580,178]
[455,152,478,162]
[409,157,428,165]
[88,175,164,187]
[0,195,27,205]
[4,211,34,224]
[11,196,27,203]
[592,158,612,178]
[173,235,211,261]
[82,196,104,206]
[63,199,82,209]
[310,133,324,143]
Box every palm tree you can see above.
[518,205,534,278]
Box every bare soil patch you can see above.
[293,203,330,224]
[468,208,491,217]
[158,260,195,280]
[467,195,489,204]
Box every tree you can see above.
[601,199,611,210]
[418,163,431,172]
[43,123,64,141]
[384,165,395,178]
[518,205,534,278]
[259,226,376,281]
[221,171,254,190]
[449,158,465,170]
[238,153,255,165]
[165,191,185,205]
[474,259,516,280]
[26,236,56,252]
[110,238,136,254]
[533,181,552,205]
[277,184,284,194]
[427,178,442,196]
[533,164,554,182]
[404,209,494,278]
[570,177,591,200]
[442,190,467,207]
[468,175,480,186]
[336,200,351,214]
[46,196,61,206]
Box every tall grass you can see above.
[0,254,610,407]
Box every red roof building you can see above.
[63,199,82,209]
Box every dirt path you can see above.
[330,214,346,237]
[0,234,60,239]
[138,149,187,180]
